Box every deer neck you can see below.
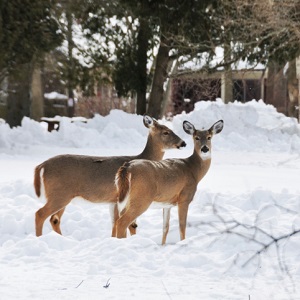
[187,149,211,182]
[137,135,164,161]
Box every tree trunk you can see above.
[136,17,150,115]
[222,40,233,103]
[147,37,169,119]
[6,63,33,127]
[286,59,298,118]
[30,61,44,121]
[265,61,286,114]
[66,8,75,117]
[265,62,276,105]
[161,58,178,117]
[297,57,300,122]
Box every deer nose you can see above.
[201,145,209,153]
[178,141,186,149]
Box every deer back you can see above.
[35,115,186,204]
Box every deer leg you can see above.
[162,208,171,245]
[112,222,118,238]
[177,202,189,241]
[115,213,132,238]
[110,204,138,237]
[35,206,47,237]
[50,207,65,235]
[35,202,63,237]
[36,194,70,237]
[110,204,119,237]
[128,220,138,236]
[116,200,151,239]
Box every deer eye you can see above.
[163,131,169,135]
[207,136,211,141]
[195,136,200,141]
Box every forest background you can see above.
[1,0,300,127]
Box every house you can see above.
[167,58,300,121]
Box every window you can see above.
[233,79,261,102]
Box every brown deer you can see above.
[114,120,223,244]
[34,115,186,237]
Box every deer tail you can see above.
[34,164,43,197]
[115,162,131,205]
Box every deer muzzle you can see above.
[177,141,187,149]
[201,145,210,153]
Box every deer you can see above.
[34,115,186,237]
[113,119,223,244]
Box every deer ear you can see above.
[143,115,154,128]
[183,121,195,135]
[211,120,224,135]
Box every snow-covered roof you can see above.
[179,47,266,72]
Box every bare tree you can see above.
[187,194,300,284]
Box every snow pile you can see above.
[0,110,148,154]
[44,92,68,100]
[172,99,300,152]
[0,100,300,154]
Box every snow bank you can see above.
[0,110,148,154]
[1,101,299,154]
[172,99,300,152]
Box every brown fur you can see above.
[115,162,130,204]
[114,120,223,244]
[34,116,186,237]
[34,165,42,197]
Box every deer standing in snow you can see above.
[34,115,186,237]
[113,120,223,244]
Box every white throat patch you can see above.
[200,151,211,160]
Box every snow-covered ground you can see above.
[1,100,300,299]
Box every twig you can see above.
[161,280,172,300]
[75,280,84,289]
[103,278,111,288]
[242,229,300,267]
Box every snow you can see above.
[0,100,300,299]
[44,92,68,100]
[180,47,266,71]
